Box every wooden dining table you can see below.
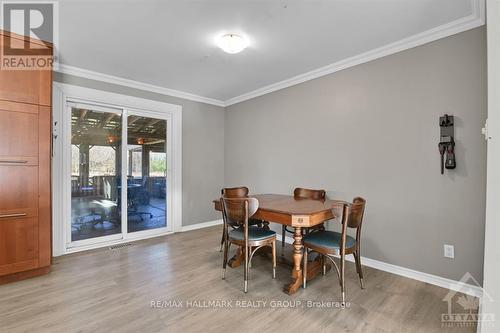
[213,194,348,295]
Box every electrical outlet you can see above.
[444,244,455,259]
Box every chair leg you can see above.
[222,240,229,279]
[219,224,225,252]
[322,255,327,275]
[244,246,249,293]
[303,248,308,288]
[281,225,286,256]
[354,251,365,289]
[340,253,346,304]
[272,241,276,279]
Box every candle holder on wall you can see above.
[438,114,456,175]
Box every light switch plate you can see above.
[444,244,455,259]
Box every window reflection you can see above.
[127,115,167,233]
[70,108,122,242]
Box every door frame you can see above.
[52,83,182,255]
[481,1,500,331]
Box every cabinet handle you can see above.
[0,213,27,219]
[0,160,28,164]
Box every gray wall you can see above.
[54,72,224,227]
[225,27,487,282]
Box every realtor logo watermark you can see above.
[441,272,495,328]
[0,1,58,70]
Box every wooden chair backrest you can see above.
[294,187,326,201]
[347,197,366,229]
[221,186,249,198]
[221,197,259,229]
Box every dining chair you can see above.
[302,197,367,303]
[221,197,277,293]
[282,187,326,253]
[219,187,262,251]
[127,177,153,221]
[222,186,249,198]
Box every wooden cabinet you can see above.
[0,165,39,218]
[0,70,52,106]
[0,101,39,161]
[0,30,52,283]
[0,217,39,276]
[0,30,52,106]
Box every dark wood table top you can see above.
[213,194,348,227]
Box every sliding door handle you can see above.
[0,213,27,219]
[0,160,28,164]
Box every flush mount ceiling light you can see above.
[216,33,249,54]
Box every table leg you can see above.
[284,226,303,295]
[305,253,331,280]
[228,246,244,268]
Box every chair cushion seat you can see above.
[303,231,356,250]
[229,226,276,242]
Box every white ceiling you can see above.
[58,0,483,105]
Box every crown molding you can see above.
[225,0,485,107]
[56,64,226,107]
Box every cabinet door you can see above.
[0,216,39,276]
[0,164,39,276]
[0,70,51,106]
[0,165,39,218]
[0,100,39,162]
[0,33,52,106]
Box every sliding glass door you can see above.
[67,102,171,248]
[126,115,167,233]
[70,106,123,243]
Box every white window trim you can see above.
[52,82,182,256]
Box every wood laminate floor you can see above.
[0,226,477,333]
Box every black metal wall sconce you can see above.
[438,114,456,175]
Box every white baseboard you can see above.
[281,235,483,298]
[181,219,223,232]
